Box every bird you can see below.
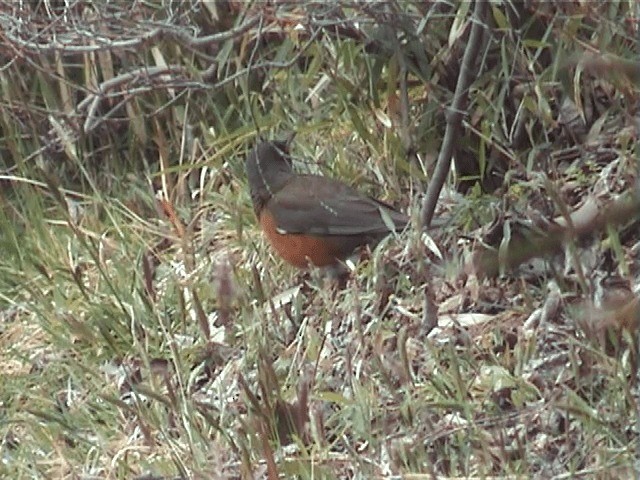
[245,138,409,272]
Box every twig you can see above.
[473,192,640,277]
[0,14,260,54]
[79,22,321,134]
[79,66,189,132]
[420,0,488,229]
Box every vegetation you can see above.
[0,1,638,478]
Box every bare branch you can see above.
[0,12,260,55]
[420,0,488,229]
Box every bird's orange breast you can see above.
[259,209,346,268]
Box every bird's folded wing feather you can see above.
[269,175,408,236]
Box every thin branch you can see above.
[181,16,260,47]
[78,20,321,135]
[79,66,189,132]
[473,191,640,278]
[0,14,261,54]
[420,0,488,229]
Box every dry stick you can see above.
[0,15,260,54]
[80,65,189,132]
[474,192,640,278]
[420,0,488,229]
[80,28,322,135]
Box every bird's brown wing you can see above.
[268,175,409,236]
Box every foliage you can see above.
[0,1,638,478]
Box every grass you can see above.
[1,146,637,477]
[1,1,639,478]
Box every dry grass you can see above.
[0,1,639,479]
